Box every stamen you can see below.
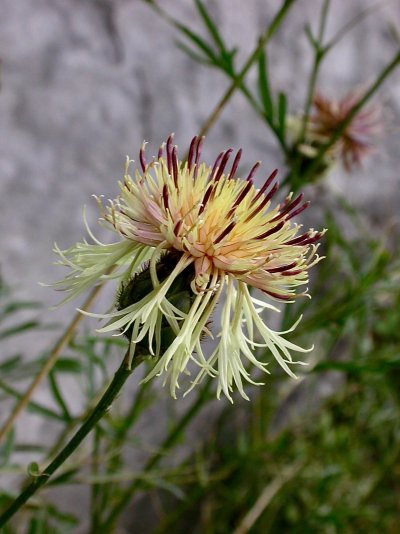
[270,193,304,222]
[210,151,224,181]
[245,181,279,222]
[245,161,261,182]
[253,169,278,203]
[266,261,297,273]
[227,179,253,218]
[228,149,242,180]
[173,219,182,236]
[255,220,285,240]
[162,184,169,210]
[214,221,235,244]
[193,136,205,180]
[187,136,197,171]
[285,201,310,221]
[172,146,179,186]
[139,143,147,172]
[285,230,321,246]
[285,232,310,245]
[198,183,213,215]
[282,269,303,276]
[166,134,174,174]
[214,149,233,183]
[263,290,293,301]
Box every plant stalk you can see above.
[0,351,143,527]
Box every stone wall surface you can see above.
[0,0,399,530]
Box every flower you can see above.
[51,135,324,401]
[308,90,382,170]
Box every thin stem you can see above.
[196,0,297,140]
[90,427,102,533]
[0,283,105,443]
[298,0,330,143]
[101,377,212,531]
[0,352,143,527]
[324,0,389,54]
[150,0,297,151]
[232,462,304,534]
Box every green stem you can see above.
[196,0,297,140]
[298,0,330,143]
[89,427,102,534]
[101,377,212,531]
[150,0,296,151]
[0,352,143,527]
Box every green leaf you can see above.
[277,91,287,137]
[0,355,22,373]
[258,49,273,120]
[175,22,219,65]
[175,41,214,66]
[53,358,82,374]
[195,0,226,54]
[0,321,41,340]
[0,428,15,467]
[0,380,66,422]
[47,467,80,487]
[194,0,234,73]
[48,370,72,422]
[1,300,42,316]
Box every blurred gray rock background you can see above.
[0,0,399,530]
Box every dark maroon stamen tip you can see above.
[246,161,261,182]
[284,233,309,246]
[214,221,235,244]
[285,230,320,246]
[162,184,169,211]
[253,169,278,203]
[282,269,303,277]
[255,220,285,240]
[172,146,179,186]
[228,179,254,218]
[244,181,279,223]
[198,183,213,215]
[187,136,198,171]
[263,290,293,301]
[193,136,205,180]
[214,149,233,183]
[285,201,310,221]
[266,261,297,273]
[139,146,147,172]
[174,219,182,236]
[270,193,304,223]
[166,134,174,174]
[210,151,224,181]
[228,149,242,180]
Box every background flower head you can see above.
[309,90,383,170]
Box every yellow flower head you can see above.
[51,135,325,401]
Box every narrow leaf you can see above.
[258,49,273,120]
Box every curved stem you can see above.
[0,352,143,527]
[298,0,330,143]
